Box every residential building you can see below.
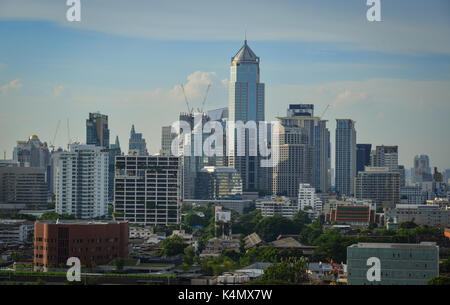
[354,167,400,208]
[347,242,439,285]
[183,199,252,214]
[256,197,297,218]
[372,145,398,172]
[33,220,128,270]
[114,155,181,225]
[0,219,33,244]
[0,166,48,209]
[298,183,323,214]
[335,119,356,197]
[400,185,426,204]
[53,144,109,219]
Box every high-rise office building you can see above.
[0,166,48,209]
[335,119,357,197]
[128,125,148,156]
[227,40,265,192]
[283,105,331,193]
[354,167,400,208]
[113,155,181,225]
[356,144,371,174]
[13,135,50,168]
[414,155,431,181]
[53,144,109,219]
[86,112,110,148]
[272,121,313,198]
[195,166,243,200]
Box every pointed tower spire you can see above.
[130,124,135,137]
[115,135,120,148]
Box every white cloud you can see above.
[0,78,22,94]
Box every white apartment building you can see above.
[256,197,297,218]
[0,219,33,244]
[53,144,109,219]
[298,183,323,213]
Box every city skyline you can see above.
[1,0,450,170]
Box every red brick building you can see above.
[34,220,128,270]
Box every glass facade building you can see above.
[335,119,356,196]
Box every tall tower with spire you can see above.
[128,125,148,156]
[228,40,266,191]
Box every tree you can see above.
[428,275,450,285]
[161,235,187,257]
[260,257,308,284]
[114,257,125,270]
[183,246,195,265]
[255,215,301,241]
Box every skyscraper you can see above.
[356,144,372,174]
[335,119,357,197]
[283,104,331,193]
[53,144,109,219]
[414,155,432,181]
[86,112,110,148]
[160,126,177,157]
[272,120,313,198]
[13,135,50,168]
[228,40,265,191]
[128,125,148,156]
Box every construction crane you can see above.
[198,83,211,113]
[67,119,72,150]
[180,84,192,114]
[49,120,61,152]
[320,104,331,119]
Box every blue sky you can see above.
[0,0,450,170]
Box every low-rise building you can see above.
[386,204,450,229]
[33,220,129,271]
[0,219,34,244]
[347,242,439,285]
[256,196,297,218]
[200,237,240,259]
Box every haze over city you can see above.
[1,0,449,169]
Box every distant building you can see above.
[347,242,439,285]
[414,155,432,182]
[200,236,241,258]
[114,155,181,226]
[272,120,314,198]
[86,112,110,148]
[298,183,323,214]
[33,220,128,271]
[183,199,252,214]
[354,167,400,208]
[160,126,177,157]
[356,144,371,174]
[0,219,34,244]
[335,119,356,197]
[195,166,242,200]
[128,125,148,156]
[256,197,297,218]
[13,135,50,168]
[0,166,48,209]
[372,145,398,172]
[400,185,426,204]
[326,202,383,227]
[386,204,450,229]
[53,144,109,219]
[283,106,331,193]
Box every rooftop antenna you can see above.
[67,119,72,150]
